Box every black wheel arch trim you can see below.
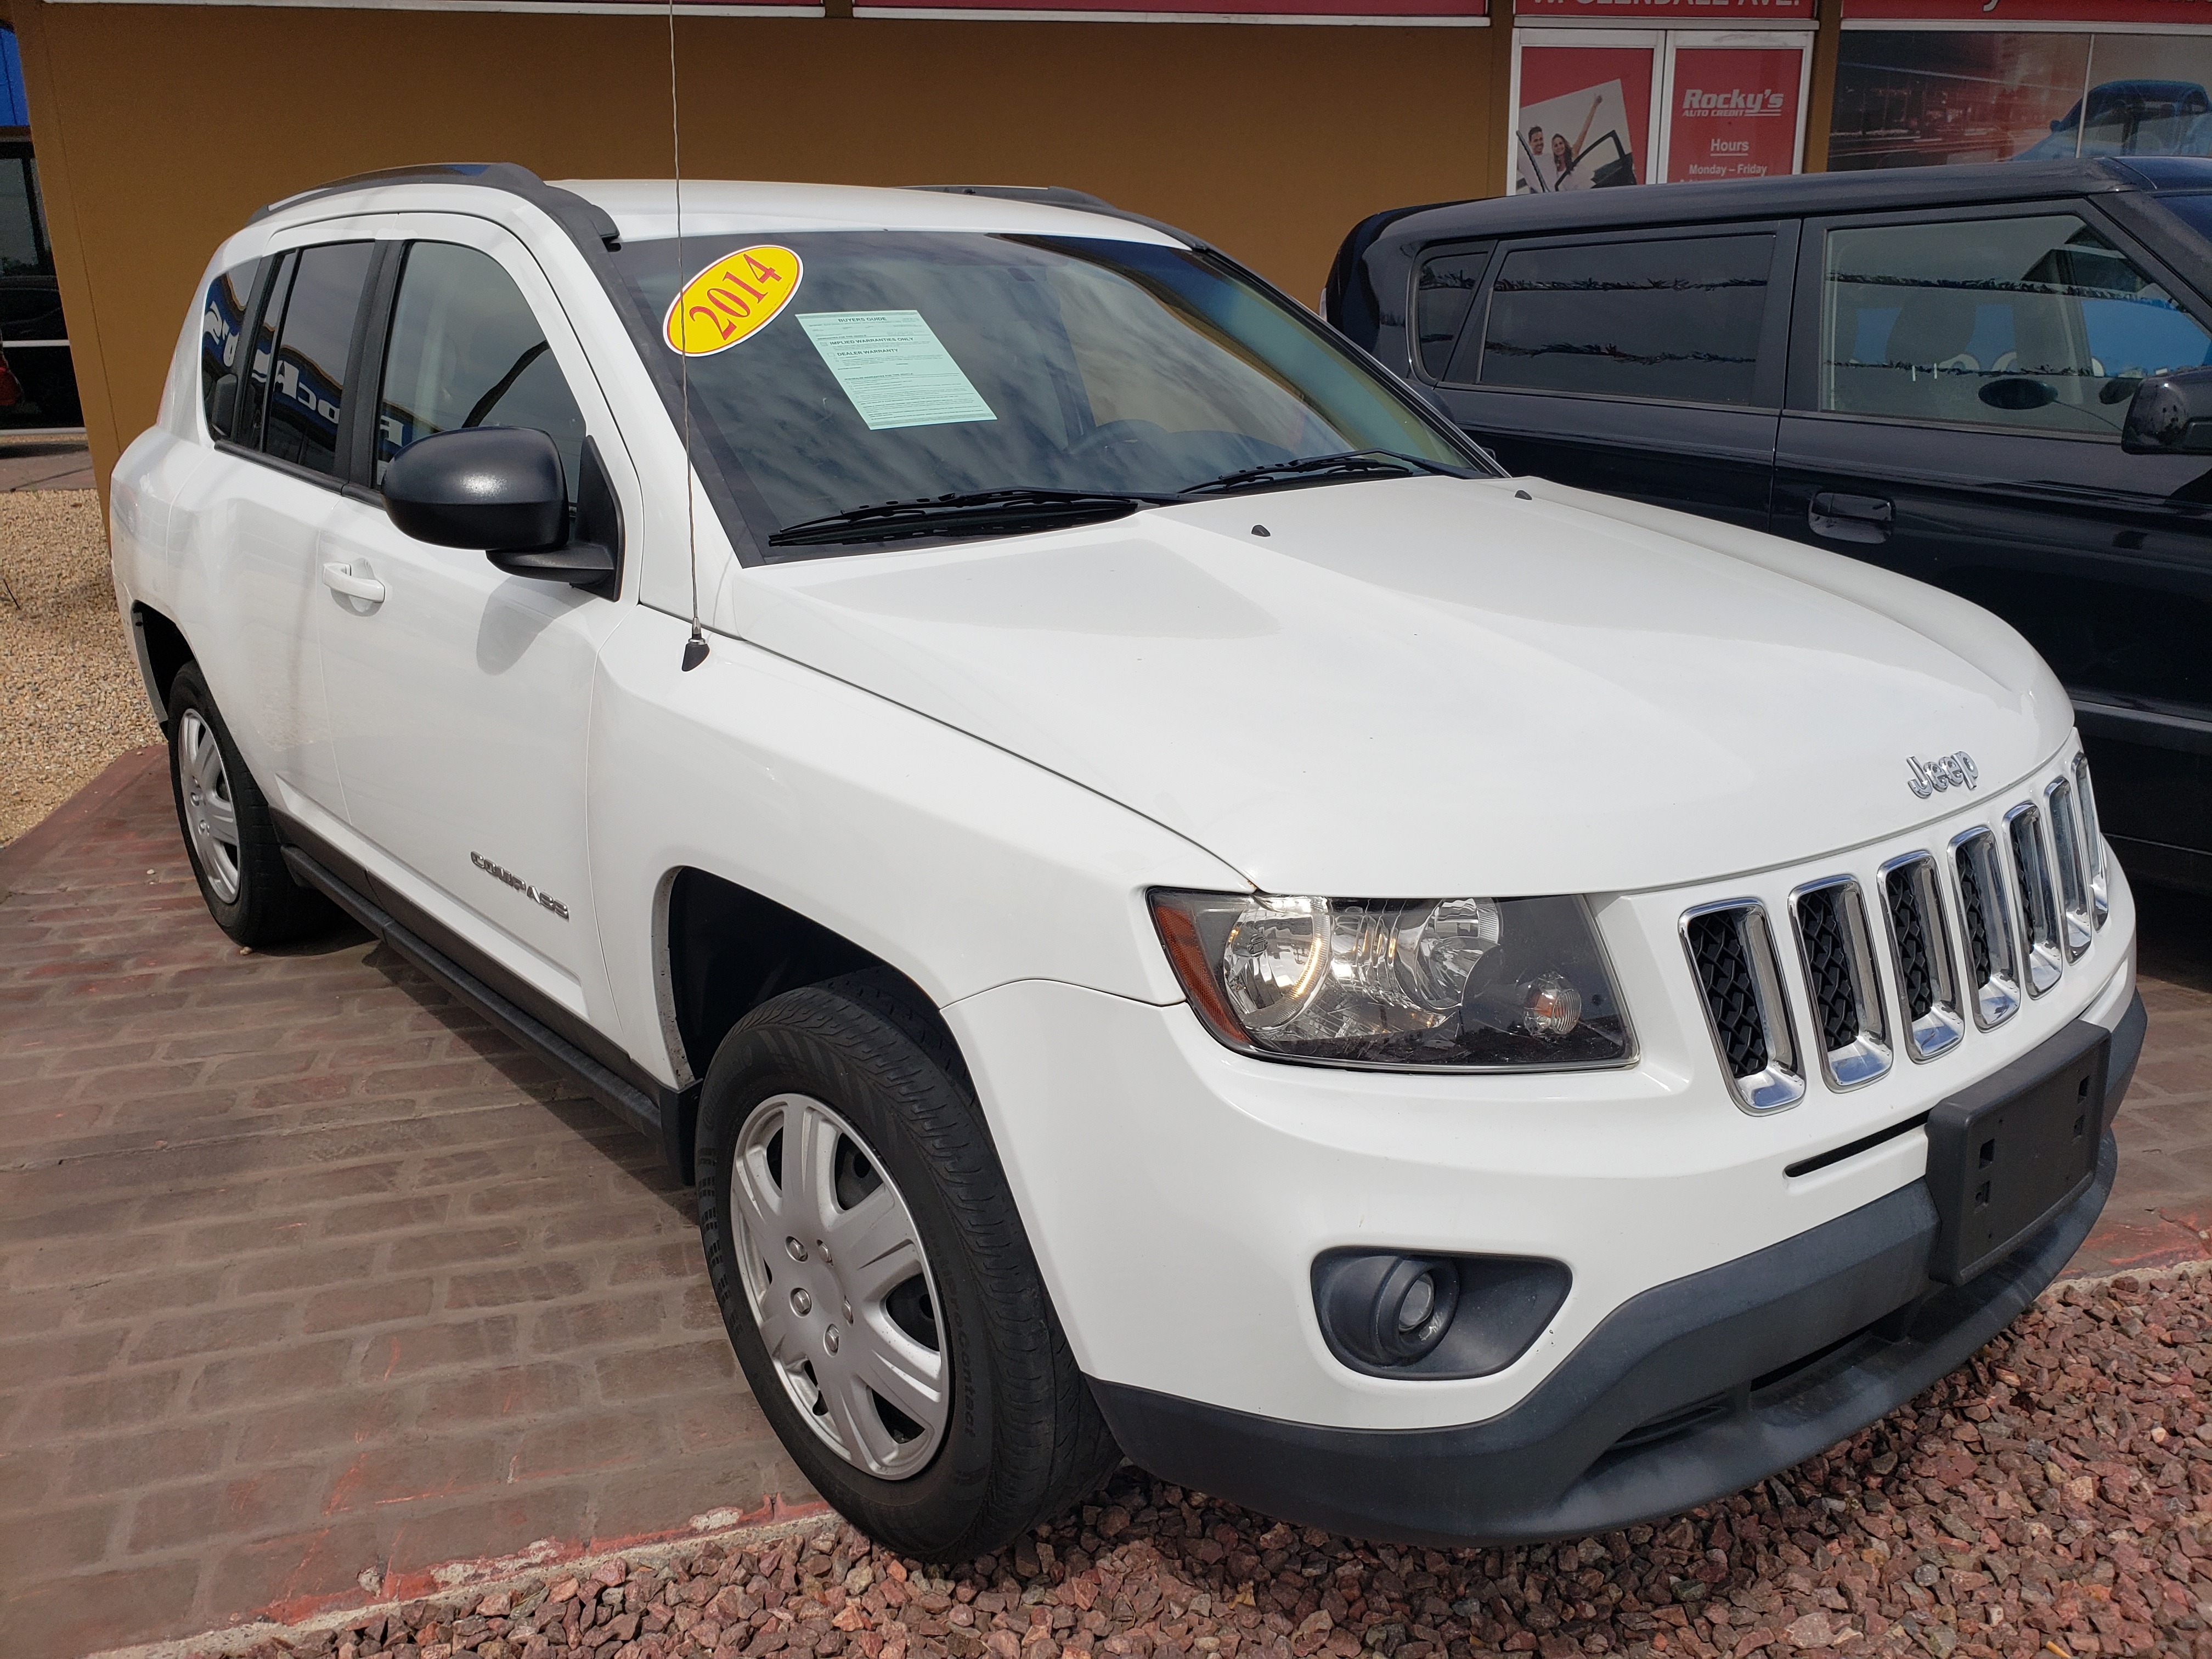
[128,603,194,731]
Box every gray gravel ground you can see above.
[0,489,160,844]
[178,1271,2212,1659]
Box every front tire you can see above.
[696,973,1119,1560]
[166,662,337,947]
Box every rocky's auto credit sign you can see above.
[1666,47,1803,180]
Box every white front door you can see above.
[314,220,638,1025]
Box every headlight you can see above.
[1149,890,1635,1070]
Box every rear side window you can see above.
[374,241,586,498]
[1414,245,1491,380]
[199,260,258,437]
[1475,234,1775,407]
[1819,213,2212,436]
[234,251,292,450]
[261,241,375,475]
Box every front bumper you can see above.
[1088,998,2138,1545]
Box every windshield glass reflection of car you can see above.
[2015,80,2212,160]
[614,232,1486,548]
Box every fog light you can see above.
[1383,1258,1458,1358]
[1397,1272,1436,1331]
[1312,1250,1572,1380]
[1317,1253,1459,1368]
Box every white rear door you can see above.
[167,239,381,817]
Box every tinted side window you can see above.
[1414,245,1491,380]
[1820,213,2212,435]
[262,241,374,475]
[200,261,258,435]
[375,242,586,498]
[1476,234,1774,406]
[234,251,293,450]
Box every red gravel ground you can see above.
[185,1268,2212,1659]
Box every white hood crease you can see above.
[731,474,2075,898]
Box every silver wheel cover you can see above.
[729,1093,950,1479]
[177,709,242,905]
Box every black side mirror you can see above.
[381,426,619,592]
[2122,368,2212,454]
[487,438,623,596]
[384,426,569,550]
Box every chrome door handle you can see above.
[321,561,387,602]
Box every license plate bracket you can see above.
[1926,1020,2108,1285]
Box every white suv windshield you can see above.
[612,230,1488,549]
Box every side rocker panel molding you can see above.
[281,844,701,1182]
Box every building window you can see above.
[1831,30,2212,171]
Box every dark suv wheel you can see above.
[695,971,1120,1559]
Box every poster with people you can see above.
[1515,47,1654,193]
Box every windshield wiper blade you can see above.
[768,487,1181,547]
[1180,449,1475,498]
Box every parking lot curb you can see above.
[78,1504,838,1659]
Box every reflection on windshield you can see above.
[614,232,1485,548]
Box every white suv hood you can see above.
[737,475,2075,897]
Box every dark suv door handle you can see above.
[1808,491,1893,545]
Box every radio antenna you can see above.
[671,0,708,672]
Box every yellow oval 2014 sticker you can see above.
[663,245,803,356]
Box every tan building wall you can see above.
[6,0,1514,495]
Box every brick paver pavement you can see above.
[1,747,2207,1658]
[2067,880,2212,1274]
[0,438,95,493]
[0,749,809,1659]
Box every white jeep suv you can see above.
[110,165,2143,1559]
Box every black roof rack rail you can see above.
[906,182,1216,255]
[909,183,1116,212]
[250,161,622,252]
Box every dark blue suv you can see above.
[1329,157,2212,896]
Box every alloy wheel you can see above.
[177,709,242,905]
[729,1092,949,1479]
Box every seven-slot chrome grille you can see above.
[1682,752,2108,1113]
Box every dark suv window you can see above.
[1819,213,2212,435]
[260,241,374,475]
[374,242,586,497]
[1414,245,1491,380]
[200,261,258,436]
[1473,234,1775,407]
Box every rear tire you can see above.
[166,662,337,947]
[696,972,1119,1560]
